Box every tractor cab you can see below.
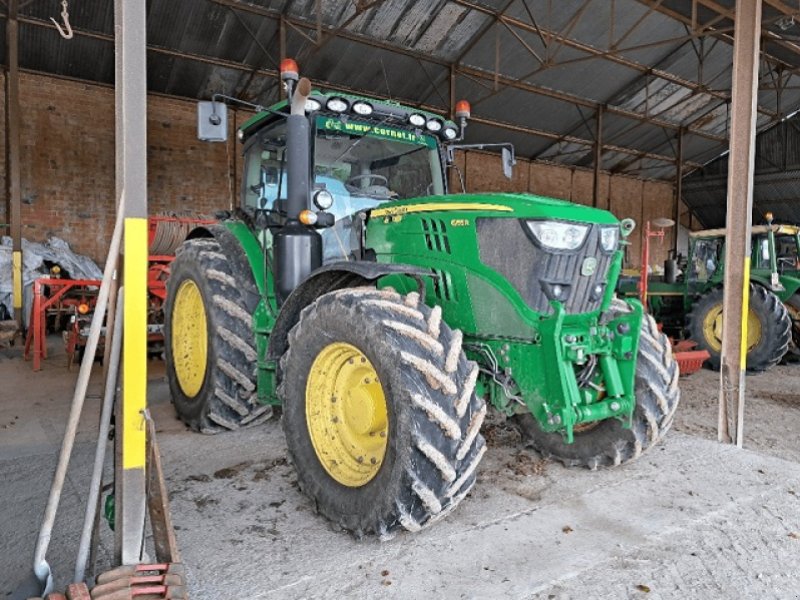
[751,224,800,274]
[238,92,456,264]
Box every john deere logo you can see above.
[581,257,598,276]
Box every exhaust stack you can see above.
[274,67,321,303]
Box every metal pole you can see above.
[74,288,124,583]
[719,0,762,447]
[112,0,124,562]
[5,0,22,318]
[116,0,149,565]
[593,105,603,207]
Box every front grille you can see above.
[477,218,613,315]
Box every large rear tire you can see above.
[279,287,486,538]
[783,293,800,359]
[686,284,791,372]
[514,302,680,469]
[164,238,272,433]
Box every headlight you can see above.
[305,98,322,112]
[326,97,349,112]
[352,101,373,115]
[600,225,619,252]
[526,221,589,251]
[426,118,443,132]
[313,189,334,210]
[408,114,426,127]
[442,126,458,140]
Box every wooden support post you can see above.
[116,0,149,565]
[674,127,684,253]
[5,0,22,317]
[719,0,762,447]
[279,15,287,101]
[593,105,604,208]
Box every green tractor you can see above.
[619,221,796,372]
[752,222,800,350]
[164,62,680,538]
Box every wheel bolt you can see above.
[331,396,337,403]
[357,456,364,463]
[617,323,630,334]
[379,431,386,438]
[610,401,620,411]
[370,457,377,464]
[361,357,366,363]
[331,416,339,423]
[348,358,355,364]
[363,378,370,384]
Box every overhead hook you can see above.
[50,0,73,40]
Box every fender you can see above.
[267,261,430,361]
[778,275,800,299]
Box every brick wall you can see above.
[450,149,681,268]
[2,71,680,270]
[0,71,247,262]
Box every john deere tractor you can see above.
[164,62,679,537]
[619,220,796,372]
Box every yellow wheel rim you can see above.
[701,302,763,353]
[171,280,208,397]
[305,342,388,487]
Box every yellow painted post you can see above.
[12,251,22,310]
[122,218,148,474]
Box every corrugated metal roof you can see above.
[683,113,800,227]
[4,0,800,189]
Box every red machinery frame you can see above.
[24,277,101,371]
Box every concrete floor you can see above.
[2,339,800,599]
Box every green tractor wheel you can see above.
[164,238,272,433]
[514,301,680,469]
[686,284,791,372]
[279,287,486,538]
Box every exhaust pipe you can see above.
[273,73,322,303]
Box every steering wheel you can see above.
[778,256,797,270]
[345,174,388,188]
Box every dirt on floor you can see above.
[2,338,800,599]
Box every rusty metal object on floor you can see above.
[673,339,711,376]
[91,564,186,600]
[65,583,91,600]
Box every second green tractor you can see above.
[164,63,680,538]
[619,221,798,372]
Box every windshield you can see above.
[313,116,444,262]
[314,117,443,208]
[690,238,723,282]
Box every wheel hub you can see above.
[702,301,762,353]
[171,279,207,397]
[305,342,388,487]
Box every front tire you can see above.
[279,287,486,538]
[515,303,680,469]
[686,284,791,372]
[164,238,272,433]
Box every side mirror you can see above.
[620,218,636,238]
[502,146,516,180]
[197,101,227,142]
